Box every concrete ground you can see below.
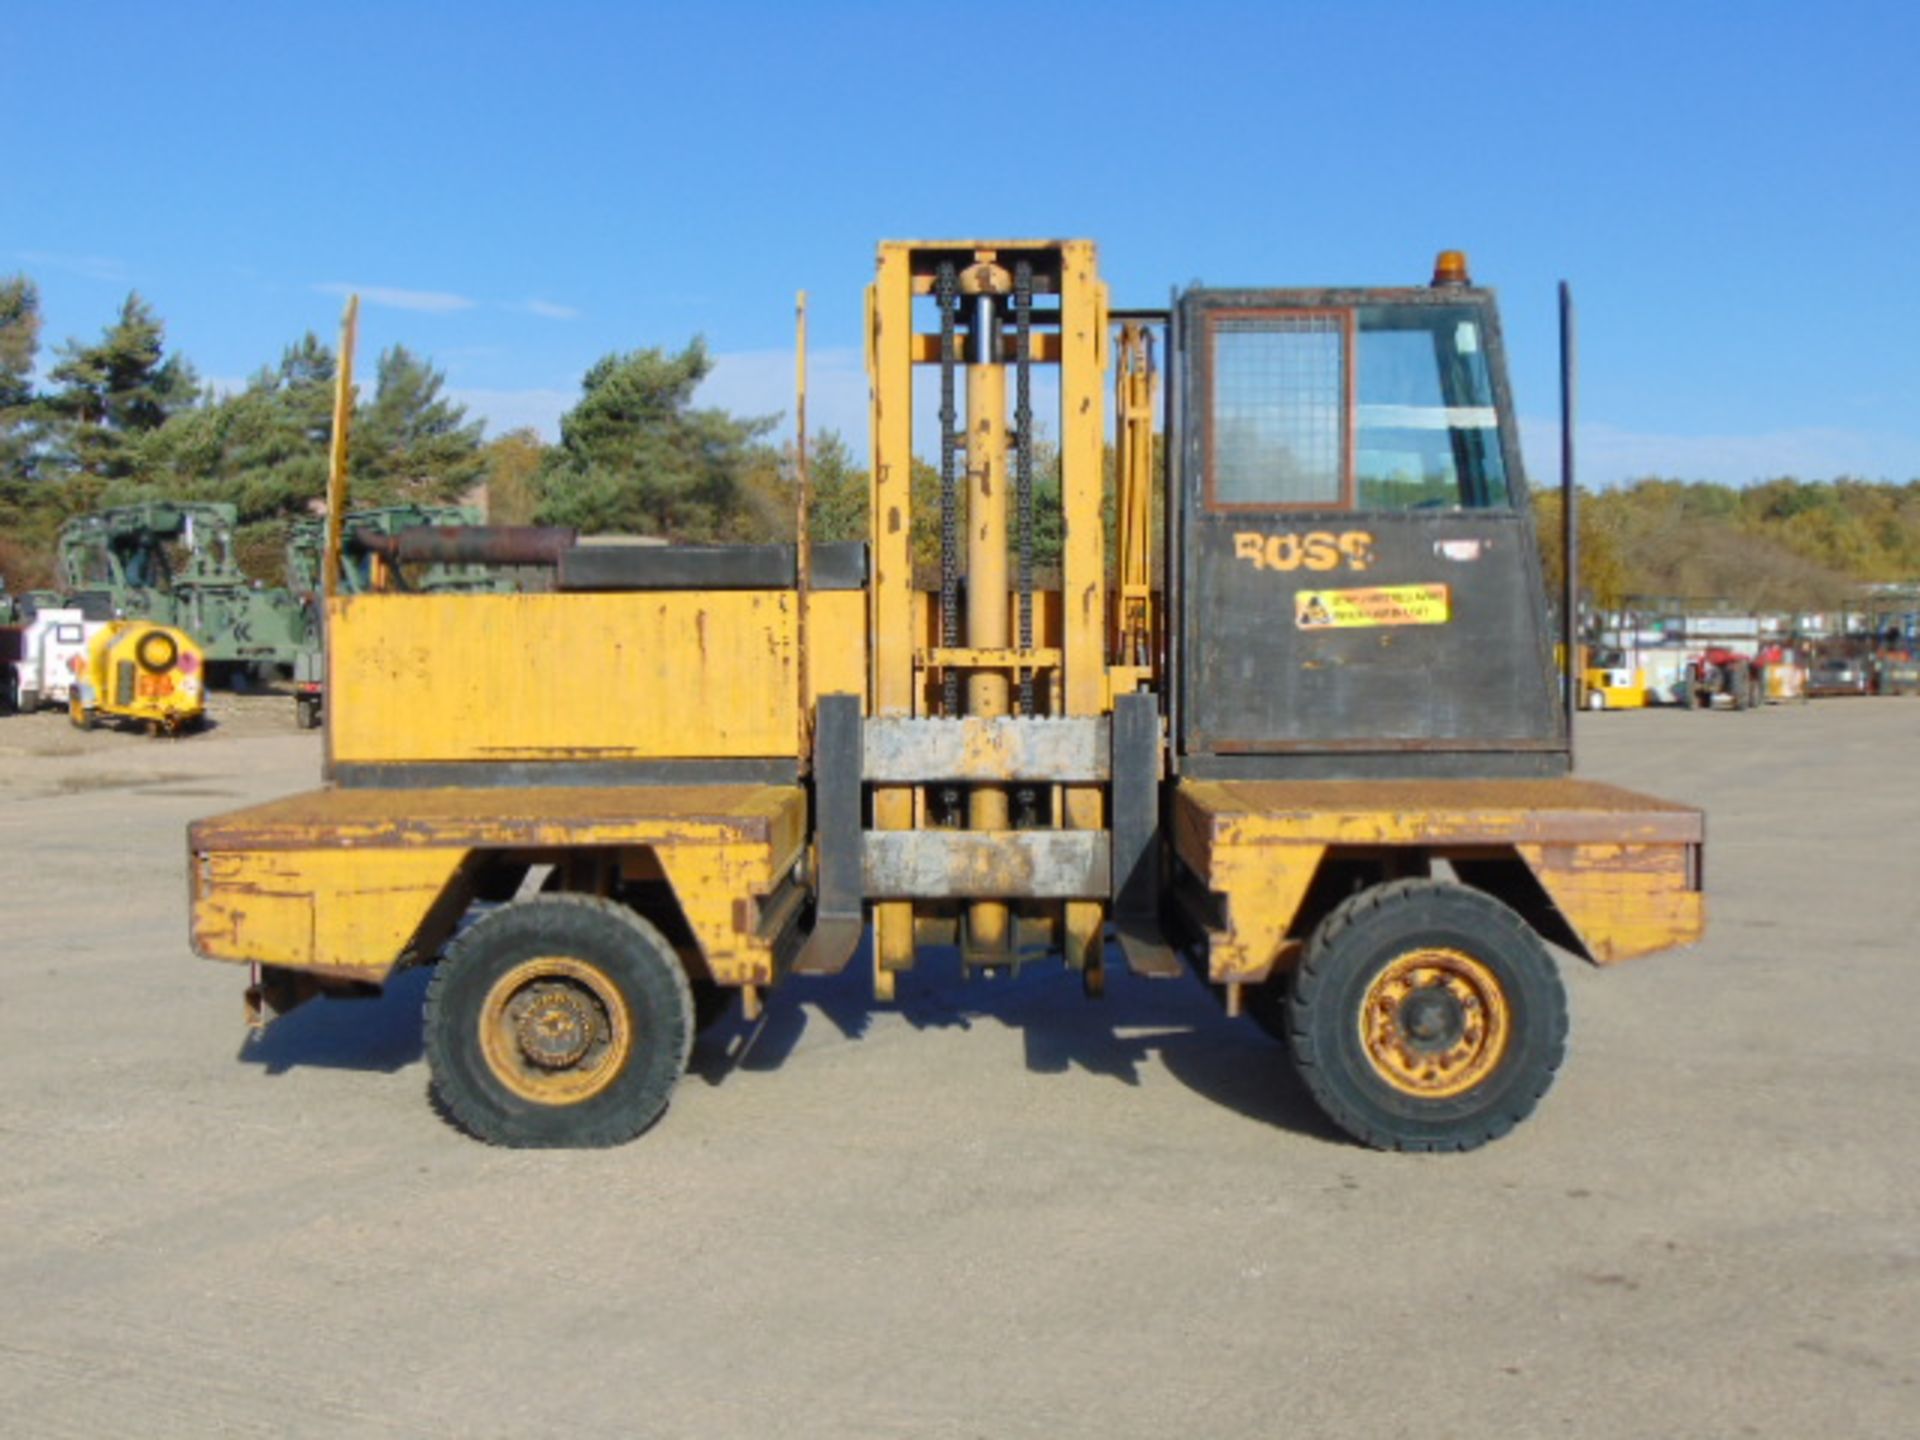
[1,692,1915,1439]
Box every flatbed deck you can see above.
[190,784,808,986]
[190,783,807,853]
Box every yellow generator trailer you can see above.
[189,241,1704,1151]
[73,620,205,735]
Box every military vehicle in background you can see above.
[284,504,512,728]
[284,504,505,599]
[57,502,312,683]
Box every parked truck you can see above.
[188,241,1705,1153]
[1,605,101,713]
[1681,647,1761,709]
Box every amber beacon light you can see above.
[1431,249,1472,287]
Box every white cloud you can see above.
[315,282,475,314]
[14,250,129,283]
[514,299,580,320]
[448,386,576,440]
[1520,417,1920,487]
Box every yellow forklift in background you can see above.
[1581,645,1650,710]
[188,241,1704,1151]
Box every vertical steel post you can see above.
[1560,281,1578,762]
[795,290,812,763]
[323,295,359,601]
[866,246,917,996]
[1059,242,1110,972]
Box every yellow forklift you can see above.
[189,241,1704,1151]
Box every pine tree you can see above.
[349,345,485,505]
[534,339,776,538]
[45,293,199,479]
[134,332,338,523]
[0,275,42,494]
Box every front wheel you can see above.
[1585,689,1607,712]
[426,894,693,1147]
[68,696,94,730]
[1285,880,1567,1152]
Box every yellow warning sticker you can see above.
[1295,584,1451,630]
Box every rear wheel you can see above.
[295,695,321,730]
[426,894,692,1147]
[1585,689,1607,711]
[1286,880,1567,1152]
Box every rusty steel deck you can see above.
[190,783,807,853]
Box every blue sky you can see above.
[8,0,1917,486]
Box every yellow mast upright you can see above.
[322,295,359,600]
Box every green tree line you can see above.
[4,273,1914,609]
[0,277,492,585]
[0,272,1053,592]
[1538,477,1920,614]
[0,278,796,587]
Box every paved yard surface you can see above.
[1,694,1915,1438]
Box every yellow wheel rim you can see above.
[1358,947,1510,1099]
[478,957,633,1105]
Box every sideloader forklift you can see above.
[188,240,1705,1151]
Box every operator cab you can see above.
[1170,253,1566,778]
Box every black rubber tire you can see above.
[425,894,693,1148]
[294,695,322,730]
[1286,879,1567,1152]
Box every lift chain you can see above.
[936,261,961,721]
[1013,260,1035,718]
[1013,260,1036,826]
